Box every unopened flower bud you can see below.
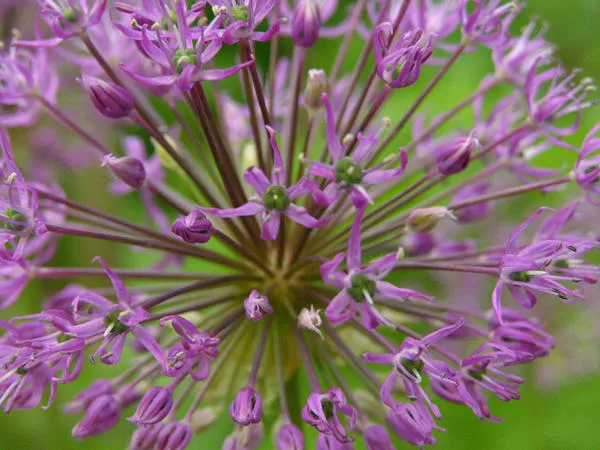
[229,387,263,426]
[276,423,304,450]
[304,70,329,112]
[435,133,480,176]
[240,423,265,449]
[364,424,395,450]
[129,424,163,450]
[154,421,192,450]
[128,386,173,425]
[71,395,121,439]
[80,74,134,119]
[401,232,435,256]
[224,423,264,450]
[291,0,321,47]
[244,290,273,322]
[190,407,219,432]
[102,154,146,189]
[406,207,453,233]
[452,183,491,222]
[353,390,387,419]
[65,379,114,414]
[171,209,213,244]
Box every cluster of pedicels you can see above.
[0,0,598,449]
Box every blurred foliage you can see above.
[1,1,600,449]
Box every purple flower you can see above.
[34,0,107,41]
[113,0,204,41]
[460,343,524,403]
[363,321,463,413]
[71,394,121,439]
[244,290,273,322]
[160,315,220,380]
[489,309,554,359]
[461,0,520,46]
[229,387,263,426]
[209,0,283,45]
[172,209,213,244]
[80,74,134,119]
[276,423,304,450]
[204,127,330,240]
[524,61,593,139]
[128,386,173,425]
[492,20,554,83]
[0,47,59,127]
[120,16,253,92]
[308,95,408,209]
[374,25,433,89]
[69,257,167,367]
[2,1,599,448]
[323,210,433,329]
[301,388,356,444]
[492,208,584,323]
[429,359,503,422]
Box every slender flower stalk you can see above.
[0,1,598,448]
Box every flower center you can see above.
[2,207,26,231]
[554,259,570,269]
[160,9,179,29]
[584,164,599,183]
[467,368,486,381]
[320,398,334,419]
[509,271,531,283]
[346,274,376,302]
[104,311,129,335]
[399,357,424,375]
[263,185,290,212]
[229,5,249,22]
[57,332,72,343]
[61,6,80,23]
[334,157,363,186]
[173,49,198,74]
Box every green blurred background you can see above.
[2,1,600,449]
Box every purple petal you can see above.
[93,257,132,308]
[203,202,264,218]
[376,281,434,302]
[131,325,167,369]
[261,212,281,240]
[285,204,331,229]
[243,167,271,196]
[325,291,355,326]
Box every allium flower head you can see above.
[0,0,599,448]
